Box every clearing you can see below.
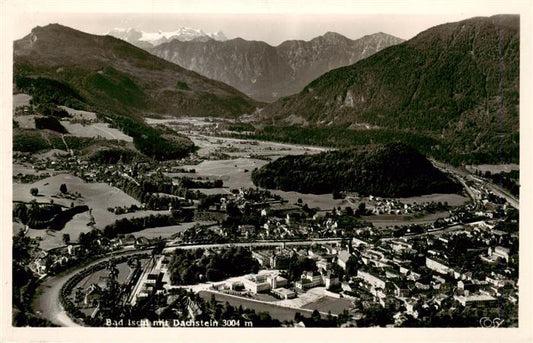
[61,122,133,142]
[58,106,97,121]
[13,93,32,109]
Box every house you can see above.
[352,237,370,247]
[135,237,150,247]
[238,225,255,238]
[404,298,419,316]
[392,281,410,297]
[341,282,353,292]
[486,274,514,288]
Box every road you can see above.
[483,182,519,209]
[33,250,145,327]
[380,223,466,242]
[163,238,343,253]
[432,160,518,209]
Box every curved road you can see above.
[33,250,143,327]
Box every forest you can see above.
[168,247,259,285]
[252,142,462,197]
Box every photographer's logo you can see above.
[479,317,505,328]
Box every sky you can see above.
[4,0,529,45]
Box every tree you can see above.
[345,255,360,278]
[74,287,84,306]
[312,309,321,321]
[60,183,68,194]
[356,202,367,216]
[30,188,38,196]
[13,203,28,224]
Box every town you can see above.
[12,115,519,328]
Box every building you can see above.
[337,250,351,269]
[295,271,323,290]
[453,294,498,308]
[242,274,271,293]
[252,251,272,267]
[457,281,479,295]
[491,246,510,262]
[426,257,452,275]
[242,273,288,293]
[270,253,292,269]
[267,275,288,289]
[272,287,296,300]
[357,270,387,289]
[316,258,332,271]
[324,271,340,289]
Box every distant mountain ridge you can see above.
[13,24,260,118]
[107,27,227,49]
[150,32,404,102]
[260,15,519,163]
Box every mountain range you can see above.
[107,27,227,49]
[14,24,259,118]
[12,15,520,164]
[261,15,519,163]
[150,32,404,102]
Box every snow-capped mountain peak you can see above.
[107,27,227,47]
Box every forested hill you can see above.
[260,15,519,164]
[252,143,462,197]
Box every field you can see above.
[395,193,468,206]
[466,164,520,174]
[13,115,37,129]
[34,149,70,161]
[13,93,32,109]
[61,122,133,142]
[13,174,137,248]
[13,162,60,176]
[301,296,354,315]
[130,222,198,239]
[157,117,469,217]
[58,106,97,121]
[181,158,267,190]
[13,173,197,249]
[198,291,315,322]
[362,211,451,229]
